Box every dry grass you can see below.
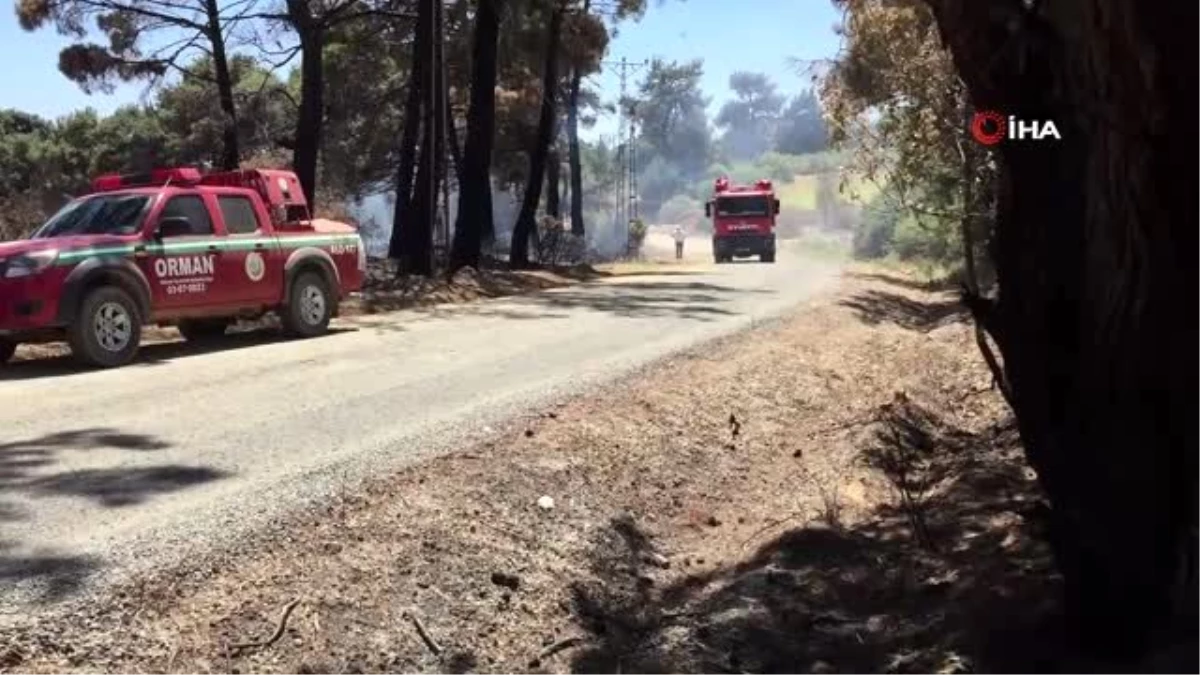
[5,268,1124,674]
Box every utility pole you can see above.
[603,56,647,248]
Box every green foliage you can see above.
[155,56,293,170]
[630,58,714,214]
[774,89,828,155]
[823,0,996,272]
[715,71,785,161]
[627,217,648,249]
[852,191,900,259]
[892,212,959,262]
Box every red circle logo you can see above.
[970,110,1006,145]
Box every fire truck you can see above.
[704,176,780,263]
[0,167,365,368]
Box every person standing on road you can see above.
[672,225,686,260]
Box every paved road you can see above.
[0,241,838,612]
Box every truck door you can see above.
[138,194,224,316]
[213,193,283,307]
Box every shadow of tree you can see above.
[563,397,1156,674]
[0,428,229,603]
[504,281,772,322]
[847,271,963,293]
[839,289,968,332]
[0,328,358,381]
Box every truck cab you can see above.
[705,177,781,263]
[0,167,365,368]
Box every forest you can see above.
[0,0,834,271]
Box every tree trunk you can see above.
[288,0,322,209]
[397,0,440,276]
[204,0,239,170]
[509,3,565,268]
[927,0,1197,658]
[388,4,430,261]
[565,0,589,237]
[566,62,585,236]
[449,0,501,272]
[545,146,561,219]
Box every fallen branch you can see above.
[231,598,301,651]
[403,610,442,657]
[530,635,587,667]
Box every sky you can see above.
[0,0,843,128]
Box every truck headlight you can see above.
[4,249,58,278]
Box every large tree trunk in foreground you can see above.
[928,0,1197,659]
[449,0,501,271]
[388,0,432,263]
[204,0,239,170]
[509,4,564,268]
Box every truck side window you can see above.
[160,196,214,236]
[218,196,259,235]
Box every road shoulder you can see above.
[3,268,1060,674]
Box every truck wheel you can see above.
[761,252,776,263]
[282,271,333,338]
[0,339,16,365]
[178,319,229,342]
[67,286,142,368]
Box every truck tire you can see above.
[178,319,229,342]
[67,285,142,368]
[761,252,776,263]
[0,339,16,365]
[282,271,333,338]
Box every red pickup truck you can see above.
[0,167,365,368]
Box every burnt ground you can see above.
[2,267,1191,673]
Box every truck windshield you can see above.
[715,195,770,217]
[32,194,151,239]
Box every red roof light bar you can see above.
[91,167,203,193]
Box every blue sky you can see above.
[0,0,842,130]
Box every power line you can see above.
[602,56,647,251]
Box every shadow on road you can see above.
[0,328,358,382]
[0,428,229,603]
[503,280,776,322]
[350,278,774,326]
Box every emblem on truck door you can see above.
[245,251,266,282]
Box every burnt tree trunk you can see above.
[565,0,588,237]
[449,0,502,271]
[204,0,239,170]
[545,146,561,219]
[509,3,564,268]
[389,0,431,262]
[397,0,441,276]
[287,0,323,208]
[927,0,1197,658]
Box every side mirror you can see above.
[156,216,193,239]
[773,199,781,215]
[704,202,712,218]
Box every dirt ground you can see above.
[9,265,1151,674]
